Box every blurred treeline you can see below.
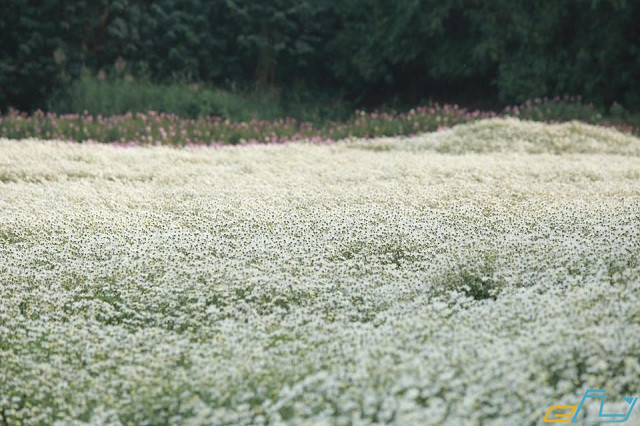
[1,0,639,117]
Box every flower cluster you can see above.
[1,119,639,425]
[1,96,633,147]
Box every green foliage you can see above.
[47,72,264,119]
[442,261,502,301]
[46,73,351,121]
[49,73,201,117]
[464,0,640,107]
[0,0,65,111]
[1,0,639,112]
[330,0,640,108]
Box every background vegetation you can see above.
[1,0,639,119]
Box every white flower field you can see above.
[1,118,639,425]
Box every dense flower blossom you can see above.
[0,119,639,424]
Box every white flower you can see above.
[0,119,639,424]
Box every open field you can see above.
[1,119,639,424]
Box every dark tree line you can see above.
[1,0,639,112]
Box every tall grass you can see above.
[47,74,351,122]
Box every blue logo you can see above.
[544,389,638,423]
